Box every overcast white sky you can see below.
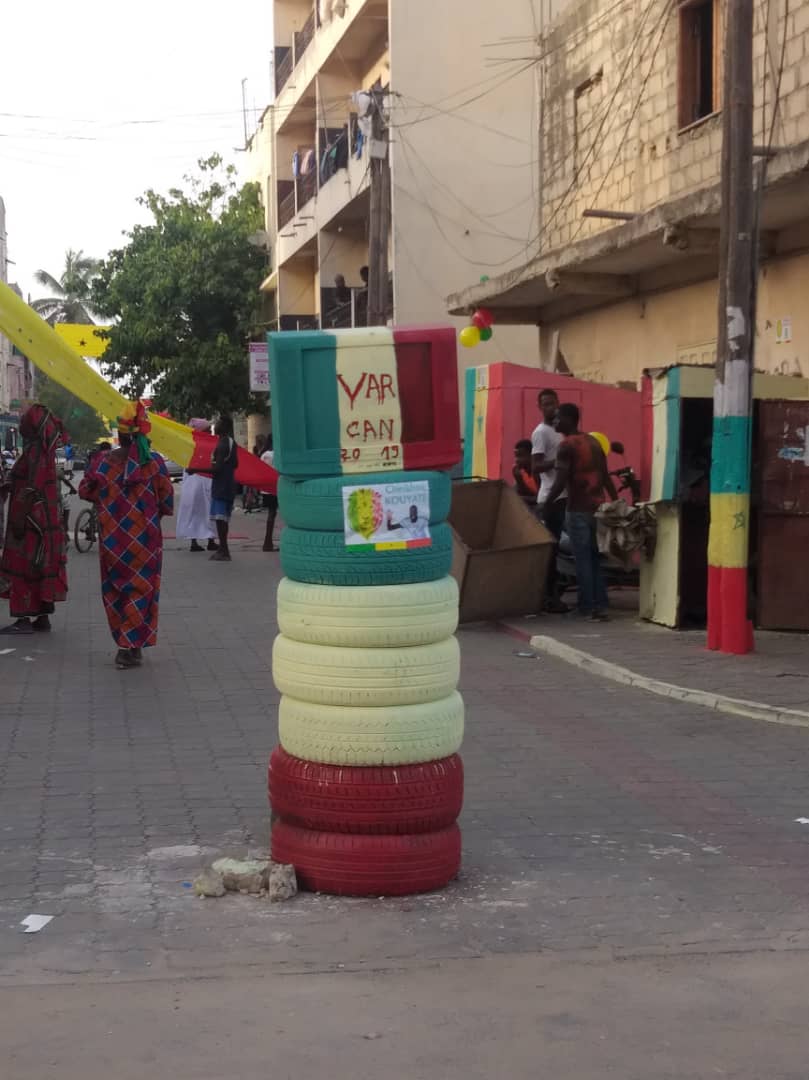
[1,0,273,301]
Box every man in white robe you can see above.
[176,420,217,552]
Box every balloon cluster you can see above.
[459,308,494,349]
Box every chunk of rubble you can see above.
[193,869,226,898]
[268,862,297,902]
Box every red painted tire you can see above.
[268,748,463,835]
[271,821,461,897]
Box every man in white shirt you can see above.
[531,388,569,613]
[386,504,430,541]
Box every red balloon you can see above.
[473,308,494,330]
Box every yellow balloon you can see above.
[590,431,610,456]
[459,325,481,348]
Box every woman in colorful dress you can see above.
[79,402,174,669]
[0,404,68,635]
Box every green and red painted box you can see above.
[268,326,462,478]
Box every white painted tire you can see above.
[272,635,460,707]
[278,692,465,765]
[276,576,459,648]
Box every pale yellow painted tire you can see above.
[278,692,465,765]
[272,635,460,707]
[276,576,459,648]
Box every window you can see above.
[678,0,721,129]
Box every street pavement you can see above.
[2,491,809,1077]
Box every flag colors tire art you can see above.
[268,749,464,835]
[272,636,460,708]
[277,469,451,532]
[277,692,464,766]
[276,576,459,649]
[271,821,462,897]
[279,523,453,586]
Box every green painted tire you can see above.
[280,523,453,586]
[277,576,459,648]
[278,692,465,766]
[277,470,451,532]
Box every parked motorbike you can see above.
[555,450,641,595]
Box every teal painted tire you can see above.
[280,523,453,586]
[277,470,451,532]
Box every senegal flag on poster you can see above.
[342,480,431,551]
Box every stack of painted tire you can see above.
[270,469,463,896]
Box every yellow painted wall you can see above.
[640,504,680,627]
[544,252,809,387]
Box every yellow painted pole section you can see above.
[707,492,750,569]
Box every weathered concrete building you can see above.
[448,0,809,386]
[245,0,549,401]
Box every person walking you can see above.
[260,435,278,552]
[176,419,218,553]
[0,404,68,635]
[78,402,174,669]
[209,415,238,562]
[543,403,617,622]
[531,388,568,613]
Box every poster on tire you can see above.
[342,480,431,550]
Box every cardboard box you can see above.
[449,480,554,622]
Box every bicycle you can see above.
[74,504,99,553]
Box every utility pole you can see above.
[707,0,755,654]
[367,90,391,326]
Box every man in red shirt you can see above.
[543,403,617,621]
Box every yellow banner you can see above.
[0,281,195,466]
[54,323,111,358]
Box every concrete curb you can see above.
[529,634,809,730]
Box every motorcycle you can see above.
[555,448,641,595]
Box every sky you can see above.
[0,0,273,302]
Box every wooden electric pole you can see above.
[367,90,391,326]
[707,0,755,654]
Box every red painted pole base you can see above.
[707,565,755,654]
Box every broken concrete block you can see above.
[213,857,268,893]
[193,870,225,898]
[268,862,297,902]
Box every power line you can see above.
[527,0,665,256]
[567,0,675,247]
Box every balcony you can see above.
[321,286,368,329]
[274,5,316,98]
[277,180,296,230]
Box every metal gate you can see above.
[757,400,809,630]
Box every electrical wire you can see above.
[566,0,675,247]
[526,0,666,256]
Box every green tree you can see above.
[92,155,267,418]
[35,375,108,449]
[32,249,102,324]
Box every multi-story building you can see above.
[246,0,545,398]
[449,0,809,386]
[0,196,9,413]
[0,200,29,424]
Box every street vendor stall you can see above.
[640,364,809,629]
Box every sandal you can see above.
[0,620,34,635]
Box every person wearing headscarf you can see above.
[176,419,217,553]
[0,404,68,635]
[79,401,174,669]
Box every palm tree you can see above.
[32,249,101,324]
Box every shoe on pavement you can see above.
[115,649,140,669]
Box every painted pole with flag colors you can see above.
[0,280,277,492]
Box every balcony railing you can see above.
[321,286,368,329]
[278,181,296,230]
[275,5,317,97]
[294,8,316,64]
[296,170,317,210]
[274,47,293,97]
